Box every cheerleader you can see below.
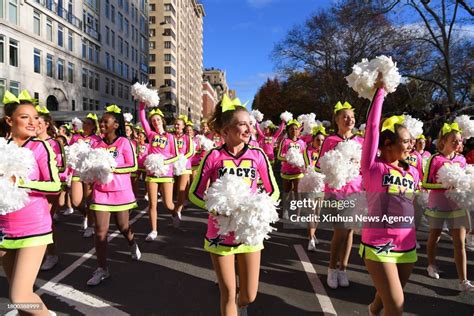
[302,126,326,252]
[135,127,149,198]
[315,101,364,289]
[189,96,279,315]
[87,105,141,286]
[55,134,74,216]
[69,113,101,238]
[125,121,139,198]
[172,115,195,227]
[0,90,61,315]
[255,119,285,164]
[422,123,473,291]
[277,120,306,192]
[415,135,431,168]
[361,86,419,315]
[138,103,178,241]
[35,106,65,271]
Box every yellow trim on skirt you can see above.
[424,209,467,219]
[145,176,175,183]
[281,173,304,180]
[359,244,417,264]
[0,233,53,249]
[204,239,263,256]
[90,201,138,212]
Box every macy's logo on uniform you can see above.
[217,160,256,184]
[152,135,168,148]
[382,169,415,192]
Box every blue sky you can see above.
[201,0,333,105]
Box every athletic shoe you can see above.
[82,217,88,230]
[40,255,59,271]
[427,265,440,279]
[282,210,289,220]
[144,194,149,201]
[327,268,338,289]
[83,227,94,238]
[130,242,141,260]
[459,280,474,292]
[63,208,74,216]
[313,236,320,245]
[49,311,57,316]
[337,270,350,287]
[307,238,316,252]
[172,212,182,228]
[466,234,474,252]
[145,230,158,241]
[87,267,110,286]
[416,241,421,249]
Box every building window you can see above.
[111,79,115,96]
[88,43,93,61]
[118,60,123,76]
[95,100,99,111]
[119,36,123,54]
[0,36,4,63]
[68,30,73,51]
[111,5,115,22]
[82,68,87,87]
[67,62,74,83]
[149,29,155,37]
[149,79,155,87]
[33,11,41,35]
[94,73,99,90]
[163,28,175,39]
[8,0,18,24]
[124,0,129,13]
[106,26,110,44]
[57,59,64,80]
[105,0,109,18]
[58,25,64,47]
[83,97,88,110]
[125,42,129,58]
[149,54,155,62]
[124,64,129,79]
[82,40,86,58]
[72,99,75,111]
[118,83,123,98]
[164,41,172,49]
[119,12,123,31]
[149,16,155,24]
[149,3,155,11]
[164,3,175,15]
[0,0,3,19]
[34,49,41,73]
[9,81,19,95]
[164,66,175,76]
[125,19,129,37]
[9,39,18,67]
[88,70,93,89]
[0,80,5,104]
[106,52,110,70]
[149,41,155,49]
[46,18,53,41]
[105,78,109,94]
[47,54,53,77]
[111,56,115,73]
[111,30,115,48]
[149,67,155,74]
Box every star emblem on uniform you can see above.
[375,241,396,255]
[209,235,225,247]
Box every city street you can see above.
[1,195,473,315]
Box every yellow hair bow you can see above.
[381,115,405,133]
[35,105,50,114]
[178,114,189,123]
[87,113,98,121]
[186,120,194,127]
[441,122,461,136]
[148,108,164,118]
[2,90,34,105]
[334,101,353,114]
[221,94,246,112]
[105,104,121,114]
[287,119,301,128]
[312,125,327,136]
[417,134,426,140]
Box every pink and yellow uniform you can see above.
[46,137,66,189]
[191,136,204,170]
[303,144,320,169]
[406,151,424,179]
[315,134,364,199]
[422,152,467,219]
[175,133,195,175]
[416,149,431,171]
[255,122,285,162]
[89,137,138,211]
[189,144,279,255]
[359,88,419,263]
[137,143,150,172]
[207,133,224,147]
[0,138,61,249]
[248,137,259,148]
[139,104,179,183]
[69,133,101,182]
[277,138,307,180]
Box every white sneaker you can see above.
[49,311,57,316]
[130,242,141,260]
[337,270,349,287]
[427,265,440,279]
[282,210,289,220]
[87,267,110,286]
[63,207,74,216]
[144,194,149,201]
[313,236,320,245]
[83,227,94,238]
[82,217,88,230]
[416,241,421,249]
[307,239,316,252]
[145,230,158,241]
[53,213,59,222]
[327,268,338,289]
[40,255,59,271]
[459,279,474,292]
[172,212,182,228]
[466,235,474,252]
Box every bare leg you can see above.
[93,211,111,268]
[173,174,190,214]
[146,182,159,232]
[427,229,442,266]
[451,227,467,281]
[236,251,261,307]
[210,253,237,316]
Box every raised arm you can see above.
[273,121,286,139]
[255,121,265,139]
[361,88,385,174]
[138,102,153,139]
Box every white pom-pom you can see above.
[298,169,326,193]
[297,113,318,135]
[250,110,264,123]
[173,155,188,176]
[0,178,30,215]
[346,55,401,100]
[65,141,92,170]
[131,82,160,107]
[285,147,305,168]
[403,115,423,139]
[319,140,362,189]
[249,115,257,127]
[455,115,474,139]
[438,164,474,211]
[144,154,170,177]
[205,174,279,246]
[124,113,133,123]
[197,135,215,151]
[322,120,331,128]
[280,111,293,122]
[359,124,366,132]
[261,120,273,130]
[77,148,117,184]
[72,117,83,131]
[0,139,36,182]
